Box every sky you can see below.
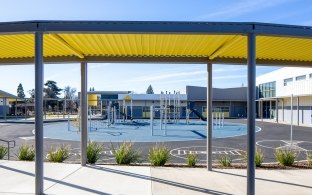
[0,0,311,96]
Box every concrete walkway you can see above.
[0,160,311,194]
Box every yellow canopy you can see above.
[0,21,311,66]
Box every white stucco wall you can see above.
[257,67,312,97]
[277,96,312,126]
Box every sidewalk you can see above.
[0,160,311,194]
[256,118,312,128]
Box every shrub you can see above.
[242,147,264,167]
[17,145,35,161]
[307,152,312,167]
[0,145,8,159]
[47,145,70,163]
[218,155,232,167]
[149,144,170,166]
[275,149,297,166]
[186,153,198,167]
[255,148,264,167]
[112,142,141,165]
[87,141,103,164]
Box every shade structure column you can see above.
[34,31,44,195]
[3,97,7,121]
[297,97,299,125]
[80,62,88,166]
[261,100,263,121]
[247,32,256,195]
[276,98,279,123]
[282,99,284,121]
[206,63,213,171]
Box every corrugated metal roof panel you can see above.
[0,33,312,64]
[57,34,235,57]
[256,36,312,62]
[0,34,34,58]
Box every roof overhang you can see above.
[0,20,311,66]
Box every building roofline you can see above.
[0,90,18,98]
[0,20,311,38]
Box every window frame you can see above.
[284,78,293,86]
[295,75,306,81]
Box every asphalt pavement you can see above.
[1,119,312,164]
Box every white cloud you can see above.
[156,77,207,85]
[213,75,247,80]
[89,63,112,69]
[197,0,292,20]
[214,66,246,73]
[129,70,206,82]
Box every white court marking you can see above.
[256,140,312,152]
[170,146,245,162]
[68,147,115,160]
[19,136,35,140]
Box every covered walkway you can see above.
[0,21,312,194]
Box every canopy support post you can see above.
[247,32,256,195]
[81,62,88,166]
[207,63,213,171]
[35,31,44,195]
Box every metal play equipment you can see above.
[121,95,133,121]
[213,112,225,128]
[89,101,118,130]
[150,90,182,136]
[3,20,310,195]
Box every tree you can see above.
[64,86,77,99]
[146,85,154,94]
[17,83,25,98]
[26,89,35,103]
[28,89,35,99]
[44,80,62,98]
[44,80,62,109]
[63,86,78,113]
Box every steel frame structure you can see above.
[1,20,312,195]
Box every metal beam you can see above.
[34,31,44,195]
[210,58,312,67]
[254,23,312,38]
[206,63,213,171]
[1,20,312,38]
[0,55,312,67]
[247,33,256,195]
[0,21,37,34]
[0,56,209,65]
[80,62,88,166]
[37,21,252,35]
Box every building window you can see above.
[212,107,229,112]
[142,106,150,112]
[296,75,306,81]
[284,78,293,86]
[259,81,276,98]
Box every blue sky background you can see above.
[0,0,311,96]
